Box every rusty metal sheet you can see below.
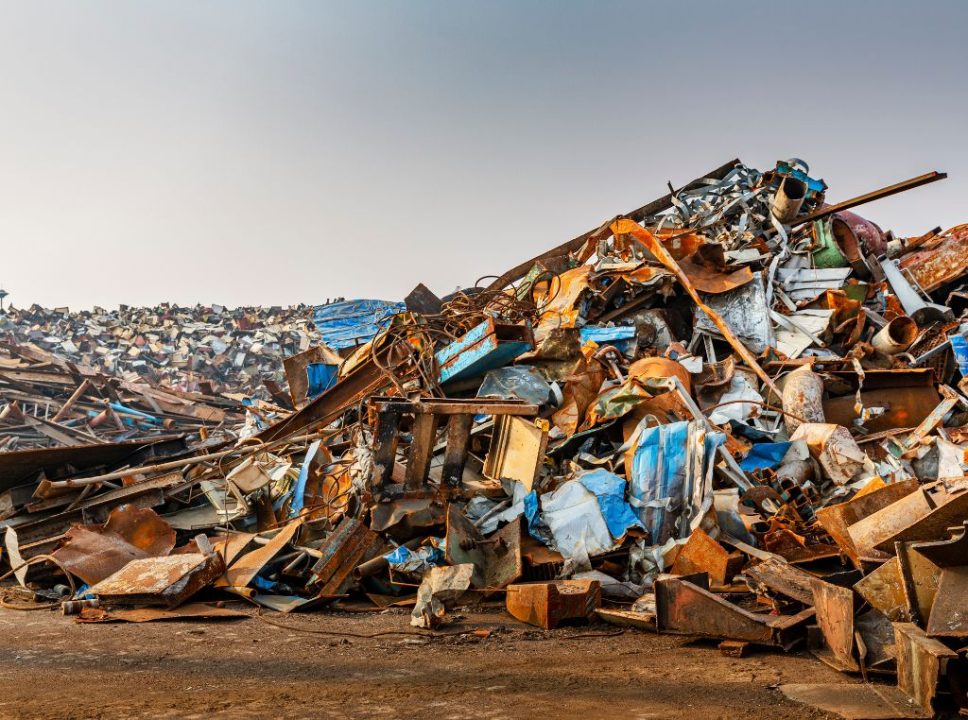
[595,606,656,630]
[76,602,249,623]
[505,579,601,630]
[874,485,968,552]
[445,505,522,589]
[51,506,177,585]
[855,558,913,623]
[654,573,813,649]
[780,683,931,719]
[910,520,968,567]
[369,497,445,542]
[823,379,940,435]
[816,479,920,568]
[679,258,754,294]
[87,552,225,608]
[0,435,189,492]
[847,489,933,559]
[222,520,301,588]
[482,416,549,492]
[925,566,968,638]
[899,224,968,293]
[855,545,940,626]
[894,622,957,714]
[811,577,856,671]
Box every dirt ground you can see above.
[0,603,855,720]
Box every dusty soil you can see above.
[0,604,853,719]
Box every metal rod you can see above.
[792,171,946,228]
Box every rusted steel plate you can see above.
[874,488,968,553]
[655,574,813,649]
[671,528,735,586]
[816,479,920,568]
[894,622,957,713]
[87,552,225,608]
[810,578,855,670]
[743,555,816,605]
[925,566,968,638]
[847,489,933,559]
[223,520,301,588]
[780,683,930,719]
[900,224,968,293]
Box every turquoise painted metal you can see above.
[436,318,534,384]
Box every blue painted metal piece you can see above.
[579,325,637,354]
[773,160,826,197]
[109,402,160,424]
[629,421,724,544]
[739,441,792,472]
[312,299,404,350]
[288,439,321,518]
[951,335,968,376]
[436,318,534,384]
[306,363,338,399]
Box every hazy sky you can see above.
[2,1,967,309]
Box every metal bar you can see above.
[792,172,946,228]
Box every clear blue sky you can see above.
[2,1,966,308]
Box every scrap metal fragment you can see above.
[505,579,601,630]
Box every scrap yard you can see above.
[4,157,968,719]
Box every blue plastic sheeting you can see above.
[628,421,724,545]
[579,326,637,355]
[523,490,541,538]
[577,469,643,540]
[384,542,445,575]
[312,299,404,350]
[951,335,968,376]
[306,362,338,399]
[739,441,792,472]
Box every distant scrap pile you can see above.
[6,158,968,719]
[0,304,319,449]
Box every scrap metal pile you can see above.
[0,303,318,449]
[5,158,968,718]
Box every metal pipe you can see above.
[771,176,807,224]
[872,316,917,355]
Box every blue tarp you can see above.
[312,299,404,350]
[577,469,643,540]
[739,441,792,472]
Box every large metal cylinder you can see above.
[782,365,825,436]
